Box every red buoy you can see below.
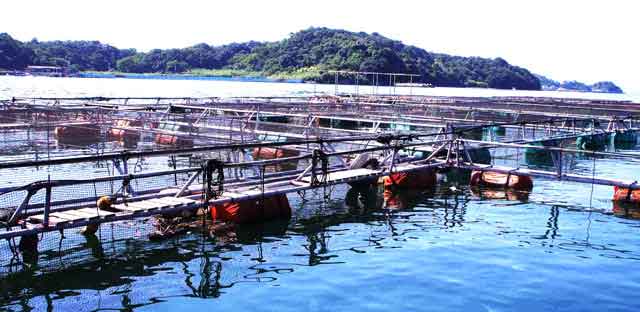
[612,186,640,203]
[612,200,640,219]
[54,122,101,144]
[109,119,142,142]
[252,147,300,159]
[469,171,533,191]
[383,169,437,189]
[155,134,193,146]
[210,194,291,224]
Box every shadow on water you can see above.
[1,184,640,311]
[0,185,462,307]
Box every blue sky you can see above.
[2,0,638,93]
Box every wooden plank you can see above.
[146,198,180,208]
[76,207,115,217]
[27,214,70,225]
[300,168,380,183]
[113,200,160,212]
[161,196,197,205]
[58,209,99,219]
[112,203,145,212]
[128,200,165,210]
[51,211,85,221]
[153,197,183,206]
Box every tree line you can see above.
[0,28,542,90]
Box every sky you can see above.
[2,0,638,93]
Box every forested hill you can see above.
[1,28,541,90]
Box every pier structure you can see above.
[1,93,640,269]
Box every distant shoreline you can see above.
[78,71,304,84]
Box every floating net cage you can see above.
[1,95,639,279]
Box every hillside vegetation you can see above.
[0,28,543,90]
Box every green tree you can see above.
[0,33,34,69]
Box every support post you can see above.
[43,186,51,227]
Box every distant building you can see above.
[25,66,66,77]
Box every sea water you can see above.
[0,76,639,311]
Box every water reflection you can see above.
[471,187,530,201]
[2,186,640,311]
[612,201,640,220]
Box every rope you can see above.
[310,149,328,186]
[259,165,266,218]
[202,159,224,204]
[589,148,597,209]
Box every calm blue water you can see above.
[1,77,640,311]
[1,76,639,101]
[2,184,640,311]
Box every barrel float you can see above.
[610,130,637,149]
[576,133,607,151]
[612,201,640,219]
[54,122,101,144]
[612,186,640,203]
[252,147,300,159]
[383,169,437,189]
[252,147,300,172]
[469,171,533,191]
[154,134,193,146]
[109,119,141,142]
[210,194,291,224]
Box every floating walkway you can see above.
[1,94,640,264]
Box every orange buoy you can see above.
[252,147,300,172]
[154,134,193,146]
[612,186,640,203]
[252,147,300,159]
[383,169,437,189]
[210,194,291,224]
[54,122,101,144]
[109,119,141,142]
[612,200,640,219]
[469,171,533,191]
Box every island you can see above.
[0,28,623,93]
[536,74,623,94]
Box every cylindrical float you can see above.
[612,186,640,203]
[252,147,300,159]
[383,168,437,189]
[155,134,193,147]
[109,119,142,143]
[576,133,607,151]
[210,194,291,224]
[54,122,101,145]
[469,170,533,191]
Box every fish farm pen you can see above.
[1,93,640,279]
